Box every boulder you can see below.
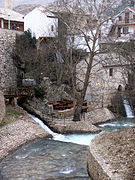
[0,91,6,124]
[86,108,115,124]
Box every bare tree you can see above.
[52,0,119,121]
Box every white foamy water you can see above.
[123,99,134,118]
[30,113,135,146]
[30,114,58,136]
[53,133,97,146]
[30,114,97,146]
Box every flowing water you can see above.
[123,99,134,118]
[0,114,135,179]
[0,139,89,180]
[98,117,135,132]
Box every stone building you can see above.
[76,52,129,108]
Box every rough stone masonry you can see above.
[0,28,23,92]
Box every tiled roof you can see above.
[0,8,24,22]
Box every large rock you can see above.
[40,77,73,101]
[0,91,5,123]
[86,108,115,124]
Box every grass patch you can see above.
[0,109,21,127]
[6,109,21,117]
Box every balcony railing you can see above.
[116,19,135,25]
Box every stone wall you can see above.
[77,53,128,108]
[0,91,6,123]
[0,28,23,92]
[87,134,115,180]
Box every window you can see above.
[71,36,74,43]
[125,12,129,23]
[86,19,90,24]
[119,16,122,21]
[109,68,113,76]
[123,27,129,34]
[118,27,121,37]
[51,25,54,32]
[133,15,135,20]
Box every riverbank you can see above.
[0,105,51,161]
[87,126,135,180]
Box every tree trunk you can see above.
[73,98,83,121]
[73,53,94,122]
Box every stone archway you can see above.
[118,85,122,92]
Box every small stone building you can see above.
[76,53,128,108]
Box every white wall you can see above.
[24,7,58,39]
[67,30,99,52]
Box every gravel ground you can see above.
[90,127,135,179]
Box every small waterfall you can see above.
[123,99,134,118]
[29,114,58,137]
[29,114,97,146]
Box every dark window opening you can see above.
[71,36,74,43]
[119,16,122,21]
[109,68,113,76]
[125,12,129,23]
[51,25,54,32]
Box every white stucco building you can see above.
[24,6,58,39]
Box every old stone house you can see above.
[76,52,129,108]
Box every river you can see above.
[0,115,135,179]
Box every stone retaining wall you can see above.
[87,130,132,180]
[87,138,112,180]
[0,28,23,92]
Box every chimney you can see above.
[5,0,13,9]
